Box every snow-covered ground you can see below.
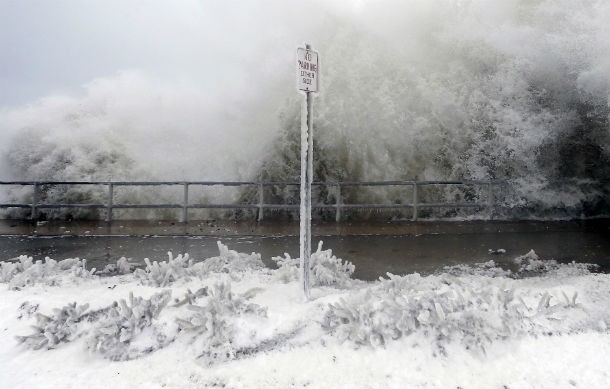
[1,242,609,388]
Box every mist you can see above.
[1,0,609,218]
[0,0,336,181]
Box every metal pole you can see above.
[31,183,38,221]
[258,183,264,222]
[412,183,418,221]
[300,47,314,300]
[487,182,494,220]
[335,183,342,222]
[182,182,189,223]
[106,183,113,223]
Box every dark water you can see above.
[1,223,609,280]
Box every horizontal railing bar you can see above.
[0,182,40,186]
[35,204,107,209]
[261,182,413,186]
[110,181,258,186]
[112,204,184,209]
[107,182,186,186]
[339,180,497,186]
[316,203,484,209]
[260,181,419,186]
[258,204,300,209]
[183,181,258,186]
[187,204,260,209]
[0,181,110,186]
[0,180,507,186]
[260,181,300,186]
[0,181,260,186]
[262,182,350,187]
[2,179,603,187]
[328,204,414,209]
[332,181,414,186]
[420,203,484,208]
[2,203,485,209]
[415,180,490,185]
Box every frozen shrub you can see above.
[513,250,596,276]
[193,241,265,278]
[310,241,355,287]
[172,287,209,307]
[17,290,173,360]
[134,242,266,286]
[272,241,355,287]
[0,256,32,282]
[514,250,544,272]
[323,272,595,354]
[134,252,194,287]
[442,260,511,278]
[88,290,172,361]
[16,302,90,350]
[271,253,300,283]
[442,250,597,280]
[17,301,39,320]
[0,256,95,290]
[176,282,267,365]
[98,257,138,275]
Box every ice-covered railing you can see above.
[0,180,506,222]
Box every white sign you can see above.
[297,47,319,92]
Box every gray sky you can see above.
[0,0,363,180]
[0,0,352,108]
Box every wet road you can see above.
[1,220,609,280]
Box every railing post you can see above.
[182,182,189,223]
[105,183,113,223]
[487,182,494,220]
[412,182,418,221]
[257,183,264,222]
[31,183,38,221]
[335,183,342,222]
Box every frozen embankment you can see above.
[0,242,609,388]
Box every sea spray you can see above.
[2,0,609,219]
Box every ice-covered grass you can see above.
[1,242,609,388]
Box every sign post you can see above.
[297,43,319,300]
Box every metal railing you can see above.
[0,180,501,222]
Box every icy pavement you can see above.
[0,242,609,388]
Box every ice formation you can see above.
[1,243,609,387]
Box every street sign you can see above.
[297,47,319,93]
[297,43,319,301]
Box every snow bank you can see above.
[1,244,609,388]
